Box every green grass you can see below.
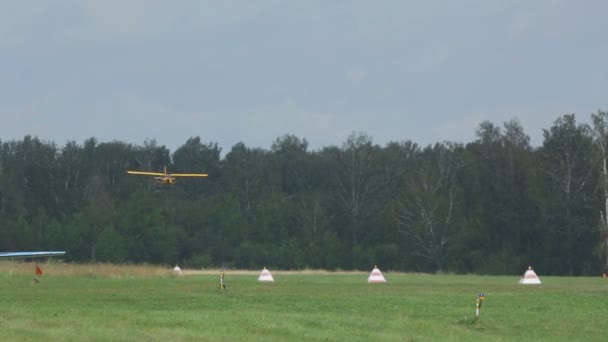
[1,268,607,341]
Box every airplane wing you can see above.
[0,251,66,258]
[126,171,165,176]
[170,173,209,177]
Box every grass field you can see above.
[1,262,607,341]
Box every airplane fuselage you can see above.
[154,176,177,185]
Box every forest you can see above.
[2,112,608,276]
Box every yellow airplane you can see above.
[127,166,208,185]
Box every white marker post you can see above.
[218,267,226,291]
[475,293,485,317]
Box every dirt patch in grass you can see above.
[183,268,368,276]
[0,261,373,277]
[0,261,171,277]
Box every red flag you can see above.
[35,265,43,276]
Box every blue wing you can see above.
[0,251,66,258]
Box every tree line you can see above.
[2,112,608,276]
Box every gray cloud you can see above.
[1,1,607,152]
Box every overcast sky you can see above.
[1,0,607,154]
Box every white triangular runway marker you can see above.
[519,266,541,284]
[258,267,274,282]
[368,266,386,283]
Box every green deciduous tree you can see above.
[398,142,464,272]
[538,114,598,275]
